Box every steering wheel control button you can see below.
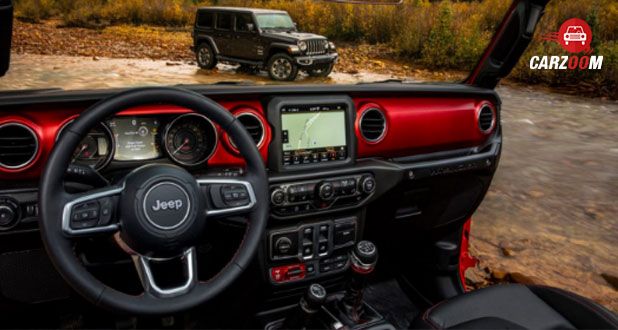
[70,201,101,229]
[219,184,250,207]
[143,182,191,230]
[97,197,114,226]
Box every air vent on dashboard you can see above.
[359,108,386,142]
[230,113,265,148]
[478,105,495,133]
[0,123,39,169]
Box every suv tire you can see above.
[308,63,334,77]
[267,53,298,81]
[196,43,217,69]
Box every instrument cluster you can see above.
[57,113,220,170]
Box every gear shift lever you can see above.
[339,240,378,323]
[282,283,327,329]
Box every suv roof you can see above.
[197,7,288,15]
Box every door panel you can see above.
[232,14,261,61]
[214,13,234,55]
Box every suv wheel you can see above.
[196,43,217,69]
[308,63,334,77]
[267,53,298,81]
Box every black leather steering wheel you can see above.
[39,87,269,315]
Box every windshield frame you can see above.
[254,13,296,31]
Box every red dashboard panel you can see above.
[0,96,495,181]
[355,97,495,158]
[0,100,270,181]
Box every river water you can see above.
[1,54,617,311]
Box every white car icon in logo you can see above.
[563,26,586,45]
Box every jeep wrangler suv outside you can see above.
[192,7,338,81]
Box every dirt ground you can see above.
[4,19,618,312]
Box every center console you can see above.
[263,96,373,287]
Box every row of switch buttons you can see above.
[70,197,114,230]
[270,174,376,218]
[319,253,349,273]
[270,264,307,283]
[334,220,356,247]
[302,227,314,259]
[220,184,250,207]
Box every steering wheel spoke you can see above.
[197,177,257,217]
[132,247,198,298]
[61,184,123,237]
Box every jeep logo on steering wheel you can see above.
[142,182,191,230]
[152,199,183,211]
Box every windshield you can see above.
[567,26,583,33]
[2,0,609,92]
[255,13,295,30]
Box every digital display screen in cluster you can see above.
[108,117,161,161]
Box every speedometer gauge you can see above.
[57,121,114,170]
[164,113,217,166]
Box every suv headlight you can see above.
[298,41,308,52]
[328,41,336,50]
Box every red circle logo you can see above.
[558,18,592,53]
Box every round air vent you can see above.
[0,123,39,169]
[478,105,495,133]
[229,113,265,149]
[359,108,386,142]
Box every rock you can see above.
[509,272,542,285]
[601,273,618,291]
[346,69,359,74]
[501,246,515,257]
[92,56,100,61]
[465,268,488,288]
[491,269,508,281]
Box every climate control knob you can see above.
[360,176,376,194]
[271,188,286,206]
[317,182,335,201]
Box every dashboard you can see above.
[0,92,495,181]
[0,85,501,290]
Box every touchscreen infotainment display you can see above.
[281,104,347,166]
[108,117,161,161]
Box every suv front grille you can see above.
[306,39,327,56]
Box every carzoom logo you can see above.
[529,18,603,70]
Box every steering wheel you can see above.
[39,87,269,315]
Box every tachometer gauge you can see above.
[57,121,114,170]
[164,114,217,166]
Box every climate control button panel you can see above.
[269,174,376,218]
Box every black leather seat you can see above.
[412,284,618,329]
